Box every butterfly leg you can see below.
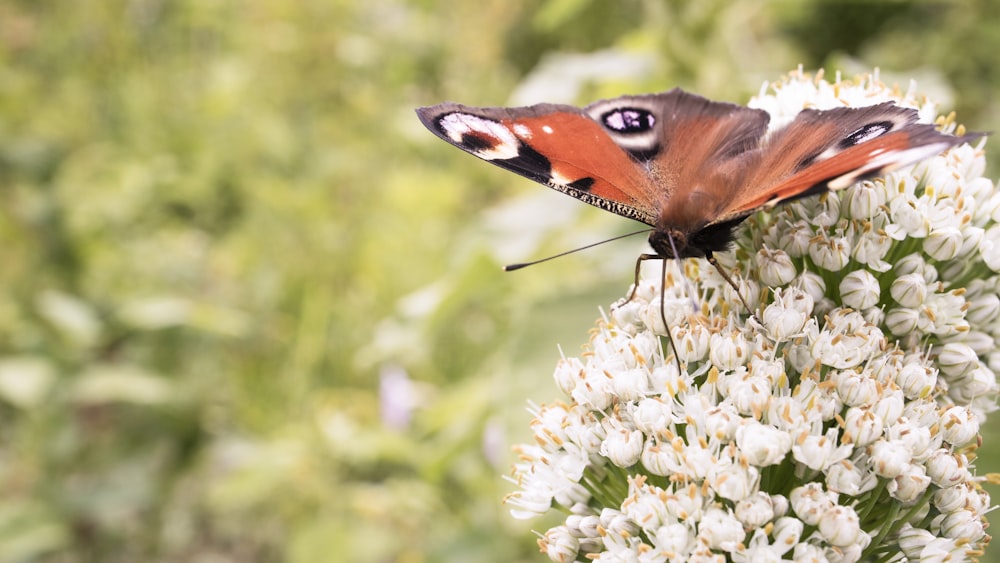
[626,253,661,303]
[706,253,760,323]
[656,258,685,375]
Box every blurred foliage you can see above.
[0,0,997,561]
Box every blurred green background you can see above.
[1,1,998,561]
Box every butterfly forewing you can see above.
[716,103,975,222]
[416,102,659,225]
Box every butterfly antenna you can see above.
[630,236,685,375]
[656,257,684,375]
[665,234,698,313]
[503,228,652,271]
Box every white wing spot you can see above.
[513,124,533,139]
[440,113,520,160]
[827,143,952,190]
[542,125,554,134]
[850,123,891,145]
[550,169,574,187]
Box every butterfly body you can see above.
[417,88,979,263]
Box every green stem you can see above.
[856,478,888,524]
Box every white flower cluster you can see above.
[506,70,997,562]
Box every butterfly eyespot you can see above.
[602,108,656,134]
[840,121,893,148]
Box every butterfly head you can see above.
[648,228,690,259]
[649,215,747,260]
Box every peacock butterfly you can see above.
[415,88,980,351]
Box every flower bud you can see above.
[600,424,643,467]
[890,273,928,307]
[539,526,579,562]
[758,247,798,286]
[937,343,979,378]
[843,180,887,219]
[554,357,585,396]
[771,517,803,556]
[839,270,880,309]
[792,427,852,471]
[939,509,986,542]
[762,288,813,340]
[698,507,746,550]
[778,219,813,257]
[899,526,935,560]
[923,227,963,260]
[843,407,883,447]
[809,235,850,271]
[870,439,911,478]
[736,420,791,466]
[826,460,874,495]
[886,307,919,336]
[735,492,776,529]
[941,406,979,447]
[789,483,835,526]
[966,292,1000,325]
[889,463,931,502]
[652,523,692,555]
[818,505,868,548]
[925,449,969,488]
[895,362,936,400]
[831,368,878,407]
[709,331,750,370]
